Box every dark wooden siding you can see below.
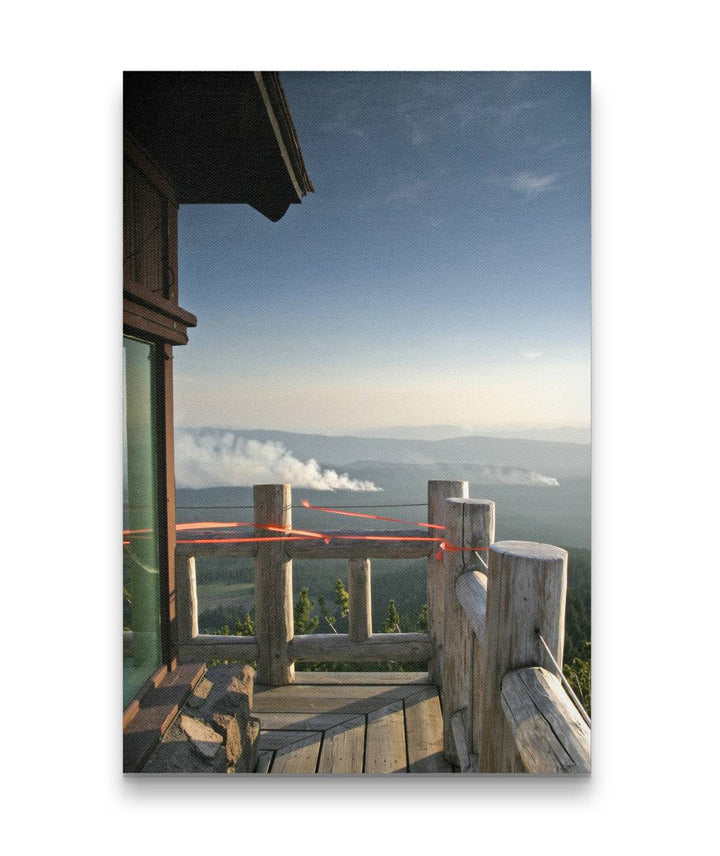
[123,157,169,297]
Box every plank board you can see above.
[365,701,407,774]
[255,684,423,700]
[404,687,453,773]
[256,712,361,731]
[254,751,273,773]
[292,671,431,686]
[317,716,366,774]
[258,730,322,751]
[270,732,322,774]
[253,684,424,715]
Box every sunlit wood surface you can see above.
[252,672,452,774]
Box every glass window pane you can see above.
[123,336,162,706]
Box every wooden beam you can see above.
[348,557,372,641]
[442,498,495,765]
[289,632,431,664]
[175,554,198,644]
[427,480,468,688]
[254,484,294,685]
[285,530,437,559]
[501,667,590,774]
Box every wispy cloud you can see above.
[511,172,558,197]
[521,350,543,359]
[175,431,382,491]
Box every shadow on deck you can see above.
[253,671,453,774]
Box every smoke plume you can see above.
[175,431,382,491]
[476,466,560,487]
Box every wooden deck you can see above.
[252,672,453,774]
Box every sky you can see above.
[174,72,590,435]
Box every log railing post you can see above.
[479,540,568,773]
[427,480,468,688]
[348,558,372,641]
[442,497,495,766]
[254,484,294,685]
[175,553,199,646]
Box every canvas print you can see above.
[123,71,591,774]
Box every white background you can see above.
[2,1,717,852]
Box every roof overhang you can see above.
[124,71,313,221]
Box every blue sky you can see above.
[174,72,590,433]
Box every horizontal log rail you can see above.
[289,632,431,663]
[501,667,590,774]
[176,529,437,560]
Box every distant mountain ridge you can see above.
[177,426,590,480]
[353,424,591,445]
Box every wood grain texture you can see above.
[427,481,469,688]
[317,716,366,774]
[501,667,590,774]
[258,730,322,751]
[255,751,273,773]
[455,570,488,762]
[255,712,362,731]
[404,687,453,773]
[365,701,407,773]
[442,498,495,765]
[175,554,198,644]
[348,557,372,641]
[450,709,473,773]
[455,570,487,645]
[285,530,437,559]
[254,484,294,685]
[289,632,431,663]
[269,732,322,774]
[292,671,431,686]
[480,541,568,773]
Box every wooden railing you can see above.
[174,480,591,774]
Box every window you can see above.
[123,336,162,706]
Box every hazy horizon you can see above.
[173,420,591,444]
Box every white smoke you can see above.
[175,432,382,492]
[476,466,559,487]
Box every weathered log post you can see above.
[427,480,468,688]
[254,484,294,685]
[348,558,372,641]
[479,541,568,773]
[442,497,495,767]
[175,554,199,646]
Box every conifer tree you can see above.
[382,599,401,633]
[235,612,255,636]
[334,578,349,619]
[294,587,319,634]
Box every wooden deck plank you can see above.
[254,684,423,701]
[270,733,322,774]
[256,712,360,731]
[364,701,407,774]
[317,716,366,774]
[252,684,426,716]
[253,696,384,715]
[404,687,453,773]
[292,671,431,686]
[258,730,323,751]
[255,751,273,773]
